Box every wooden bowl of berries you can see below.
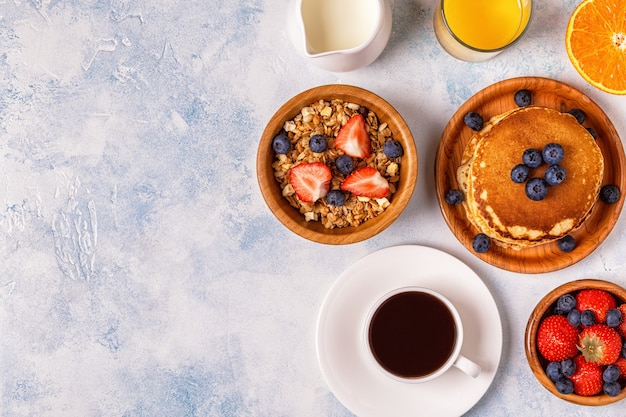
[525,279,626,405]
[256,84,417,244]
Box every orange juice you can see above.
[443,0,530,50]
[433,0,532,61]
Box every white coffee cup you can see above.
[364,286,481,383]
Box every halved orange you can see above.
[566,0,626,95]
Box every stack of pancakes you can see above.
[457,106,604,250]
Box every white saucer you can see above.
[316,245,503,417]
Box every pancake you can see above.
[457,106,604,249]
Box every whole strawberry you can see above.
[537,315,579,361]
[614,357,626,378]
[570,354,603,396]
[616,304,626,337]
[576,289,617,323]
[578,324,622,365]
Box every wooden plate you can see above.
[435,77,625,273]
[257,84,418,245]
[525,279,626,405]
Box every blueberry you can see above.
[335,155,354,176]
[544,165,566,186]
[622,340,626,358]
[567,309,581,327]
[603,381,621,397]
[514,89,532,107]
[445,189,464,205]
[556,378,574,395]
[464,112,484,131]
[383,140,404,158]
[522,148,543,168]
[326,190,346,207]
[526,178,548,201]
[358,106,369,116]
[510,164,530,183]
[581,309,596,326]
[561,358,576,377]
[586,127,597,140]
[557,293,577,313]
[472,233,491,253]
[606,308,622,327]
[603,365,620,383]
[272,132,291,154]
[558,235,576,253]
[309,134,328,153]
[568,108,586,124]
[600,184,621,204]
[542,143,564,165]
[546,362,563,382]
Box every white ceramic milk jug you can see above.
[287,0,393,72]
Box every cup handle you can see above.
[453,354,481,378]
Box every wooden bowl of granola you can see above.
[257,84,417,244]
[525,279,626,405]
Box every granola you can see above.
[272,99,402,229]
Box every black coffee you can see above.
[368,291,457,378]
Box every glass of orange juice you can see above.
[433,0,532,62]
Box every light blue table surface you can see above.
[2,1,626,416]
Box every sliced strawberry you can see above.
[289,162,332,203]
[341,167,389,199]
[335,114,371,159]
